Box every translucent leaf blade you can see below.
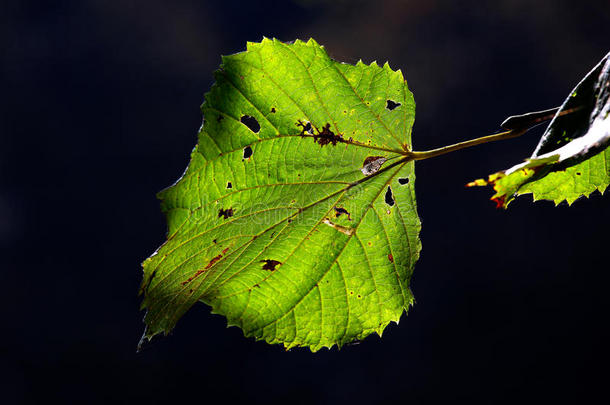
[140,38,421,351]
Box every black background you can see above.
[2,1,610,403]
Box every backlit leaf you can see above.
[140,38,421,350]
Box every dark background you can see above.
[2,1,609,403]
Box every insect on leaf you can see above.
[469,52,610,207]
[140,38,421,351]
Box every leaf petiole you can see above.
[409,128,526,161]
[409,105,585,161]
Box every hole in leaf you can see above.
[270,107,276,113]
[261,259,281,271]
[576,172,582,176]
[385,186,395,206]
[216,115,224,123]
[243,146,253,159]
[227,182,232,189]
[398,177,409,185]
[296,120,313,135]
[386,100,401,110]
[240,115,260,133]
[334,206,352,220]
[218,208,234,219]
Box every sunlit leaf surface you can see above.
[140,38,421,350]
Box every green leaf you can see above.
[469,52,610,207]
[140,38,421,351]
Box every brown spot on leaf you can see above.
[361,156,387,176]
[363,156,383,166]
[218,208,234,219]
[261,259,281,271]
[388,253,394,263]
[181,248,226,285]
[313,123,342,147]
[205,254,222,269]
[323,218,355,235]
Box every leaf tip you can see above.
[136,323,162,353]
[466,178,488,187]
